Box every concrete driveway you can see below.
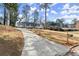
[17,28,69,56]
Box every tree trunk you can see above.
[44,6,47,29]
[25,13,28,27]
[9,11,12,26]
[7,10,10,26]
[4,7,6,25]
[33,18,36,28]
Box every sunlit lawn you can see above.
[30,29,79,46]
[0,25,24,56]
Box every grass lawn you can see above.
[0,25,24,56]
[29,29,79,46]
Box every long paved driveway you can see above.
[18,28,69,56]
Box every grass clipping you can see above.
[0,25,24,56]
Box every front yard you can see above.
[0,25,24,56]
[29,29,79,46]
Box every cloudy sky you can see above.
[18,3,79,24]
[0,3,79,24]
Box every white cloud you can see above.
[37,9,40,12]
[69,10,79,14]
[51,10,57,14]
[30,8,39,14]
[41,8,50,12]
[65,9,79,14]
[31,7,36,11]
[68,5,79,14]
[61,10,68,14]
[60,3,70,15]
[61,15,78,19]
[70,5,79,10]
[61,4,79,15]
[18,14,23,18]
[0,14,3,17]
[46,13,48,16]
[47,9,49,11]
[41,9,44,12]
[63,3,70,10]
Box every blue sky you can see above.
[18,3,79,24]
[0,3,79,24]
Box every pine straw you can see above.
[0,25,24,56]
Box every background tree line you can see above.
[0,3,77,28]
